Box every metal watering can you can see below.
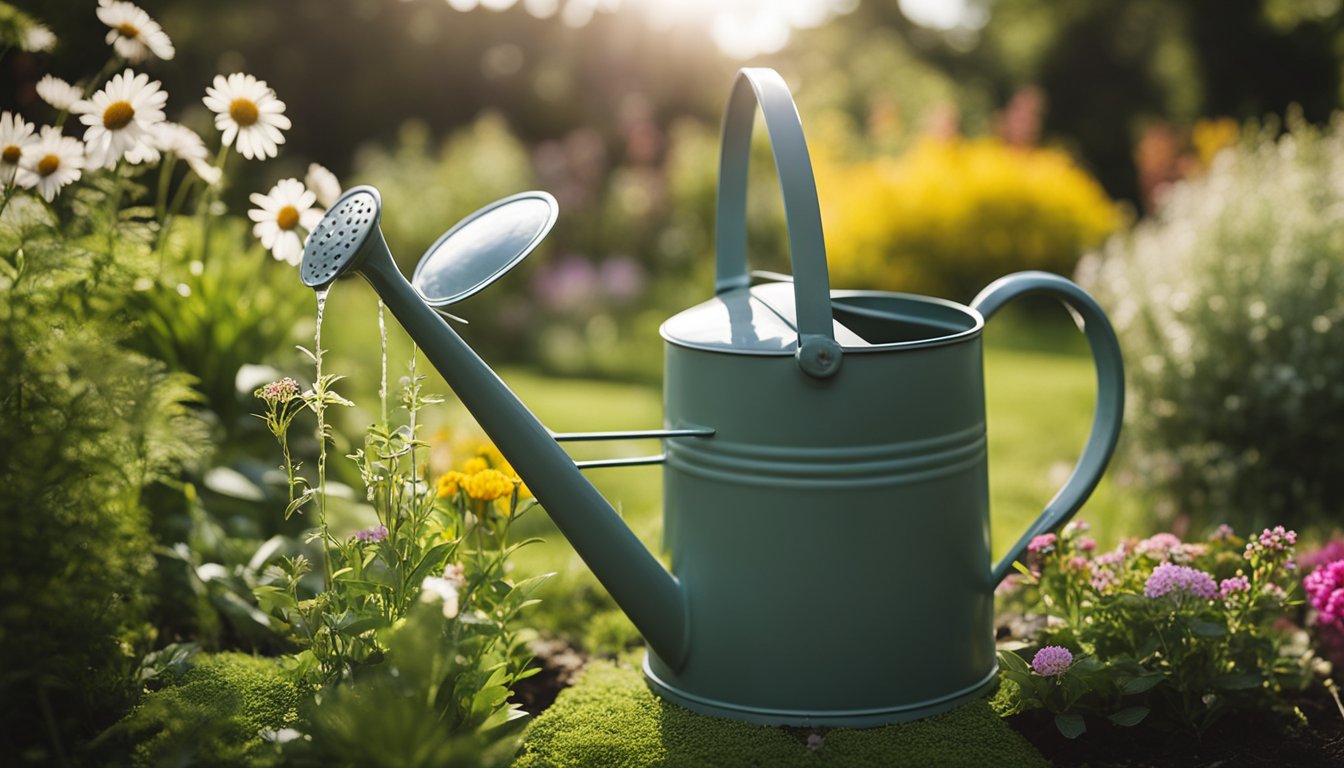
[299,68,1125,726]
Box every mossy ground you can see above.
[513,659,1047,768]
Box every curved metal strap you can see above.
[715,68,841,378]
[972,271,1126,586]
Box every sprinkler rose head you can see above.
[301,185,384,288]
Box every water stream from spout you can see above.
[313,286,333,590]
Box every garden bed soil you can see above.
[1007,689,1344,767]
[513,637,589,716]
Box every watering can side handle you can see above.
[972,271,1126,586]
[715,67,841,379]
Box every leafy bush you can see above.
[817,137,1119,302]
[1081,114,1344,531]
[996,522,1312,736]
[0,180,208,762]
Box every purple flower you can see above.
[1028,533,1057,554]
[1144,562,1218,600]
[1210,524,1236,542]
[1219,575,1250,599]
[1031,646,1074,676]
[1305,560,1344,625]
[354,524,388,543]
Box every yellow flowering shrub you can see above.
[815,137,1120,302]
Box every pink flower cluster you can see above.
[1143,562,1218,600]
[1218,575,1250,599]
[1031,645,1073,676]
[1305,560,1344,626]
[1245,526,1297,559]
[1028,533,1057,554]
[256,376,301,405]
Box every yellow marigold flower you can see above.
[462,456,489,474]
[464,469,515,502]
[437,470,466,498]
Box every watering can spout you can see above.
[299,187,690,669]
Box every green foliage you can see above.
[95,652,305,768]
[997,522,1313,735]
[515,659,1047,768]
[280,603,524,768]
[0,177,208,761]
[1082,114,1344,531]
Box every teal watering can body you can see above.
[638,68,1125,724]
[298,67,1124,727]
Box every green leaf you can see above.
[1216,673,1262,690]
[1120,674,1164,694]
[1108,706,1150,727]
[998,649,1031,675]
[1054,712,1086,739]
[1189,619,1226,637]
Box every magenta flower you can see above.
[1028,533,1057,554]
[1031,646,1073,676]
[354,524,388,543]
[1305,560,1344,625]
[1144,562,1218,600]
[1301,539,1344,572]
[1076,536,1097,553]
[1219,575,1250,599]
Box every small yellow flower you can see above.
[462,456,489,474]
[464,469,515,502]
[437,470,467,498]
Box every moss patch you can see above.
[97,652,305,767]
[514,660,1047,768]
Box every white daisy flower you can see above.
[36,76,83,112]
[71,68,167,169]
[203,73,290,161]
[248,178,323,265]
[0,112,37,185]
[96,0,175,62]
[152,122,221,185]
[304,163,342,208]
[16,126,84,202]
[21,23,56,53]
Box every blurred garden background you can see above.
[5,0,1344,764]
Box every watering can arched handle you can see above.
[716,68,841,378]
[972,271,1126,586]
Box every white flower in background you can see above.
[248,178,322,265]
[419,575,460,619]
[21,23,56,53]
[96,0,175,62]
[304,163,341,208]
[35,76,83,112]
[71,69,167,168]
[0,112,37,185]
[203,73,289,161]
[152,122,221,185]
[16,126,84,202]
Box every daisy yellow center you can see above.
[116,22,141,38]
[37,155,60,177]
[276,205,300,231]
[229,99,260,128]
[103,101,135,131]
[1,146,19,164]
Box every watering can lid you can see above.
[660,281,869,354]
